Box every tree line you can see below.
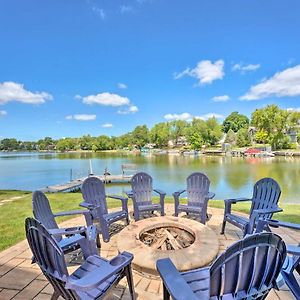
[1,104,300,152]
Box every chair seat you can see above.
[181,267,210,299]
[103,210,128,224]
[59,234,85,252]
[177,204,203,213]
[138,203,161,212]
[70,255,119,299]
[225,213,249,229]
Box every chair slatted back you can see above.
[32,191,61,242]
[25,217,77,299]
[186,172,210,207]
[81,176,108,218]
[210,233,286,298]
[131,172,153,205]
[250,178,281,219]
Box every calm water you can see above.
[0,152,299,204]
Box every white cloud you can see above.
[196,113,224,120]
[0,82,52,105]
[82,92,130,106]
[117,83,127,89]
[174,59,224,85]
[232,63,260,73]
[92,6,105,19]
[164,112,192,121]
[164,112,224,121]
[212,95,230,102]
[240,64,300,101]
[66,114,96,121]
[287,107,300,112]
[117,105,139,114]
[102,123,113,128]
[120,5,133,13]
[0,110,7,116]
[129,105,138,113]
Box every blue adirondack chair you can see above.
[81,176,129,243]
[25,217,136,300]
[173,172,215,224]
[32,190,97,259]
[256,219,300,298]
[126,172,166,221]
[221,177,282,236]
[157,232,286,300]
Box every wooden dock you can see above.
[41,174,133,193]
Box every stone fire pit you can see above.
[117,216,219,276]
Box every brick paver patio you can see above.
[0,204,297,299]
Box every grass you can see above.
[0,191,300,252]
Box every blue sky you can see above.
[1,0,300,140]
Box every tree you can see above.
[255,130,268,144]
[79,135,93,150]
[169,120,189,144]
[236,128,251,147]
[189,132,204,150]
[131,125,149,149]
[224,129,236,145]
[222,112,249,133]
[93,135,112,150]
[205,117,223,146]
[251,105,289,150]
[150,122,171,148]
[56,139,69,152]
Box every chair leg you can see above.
[101,224,110,243]
[96,234,101,248]
[163,283,170,300]
[125,265,136,300]
[221,220,226,234]
[51,291,60,300]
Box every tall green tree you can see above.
[205,117,223,146]
[222,112,249,133]
[150,122,171,148]
[169,120,189,144]
[236,128,251,147]
[131,125,149,149]
[251,105,289,149]
[225,129,236,145]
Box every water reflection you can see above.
[0,152,299,204]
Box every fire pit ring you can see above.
[117,216,219,276]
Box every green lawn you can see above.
[0,190,299,252]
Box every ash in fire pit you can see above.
[140,226,195,250]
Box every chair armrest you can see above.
[224,197,251,204]
[54,209,93,226]
[206,192,215,199]
[252,207,283,216]
[107,195,128,212]
[80,202,96,209]
[287,245,300,256]
[107,195,127,202]
[66,252,133,291]
[172,189,186,196]
[49,226,86,236]
[154,189,166,196]
[156,258,200,300]
[125,190,133,198]
[267,219,300,231]
[54,209,91,217]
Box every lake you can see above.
[0,151,299,204]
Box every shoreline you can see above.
[2,148,300,157]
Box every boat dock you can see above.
[41,174,133,193]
